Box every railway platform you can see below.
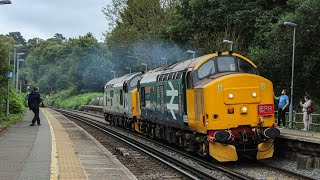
[280,128,320,144]
[276,128,320,169]
[0,108,136,180]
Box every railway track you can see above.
[241,156,315,180]
[55,108,254,180]
[66,107,317,179]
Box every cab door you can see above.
[185,70,196,129]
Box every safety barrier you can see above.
[276,111,320,131]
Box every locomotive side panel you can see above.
[140,78,186,128]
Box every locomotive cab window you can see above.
[238,59,258,75]
[130,76,140,88]
[217,56,236,72]
[198,60,215,79]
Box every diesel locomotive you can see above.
[103,52,280,162]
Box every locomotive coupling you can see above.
[263,127,280,139]
[213,130,232,142]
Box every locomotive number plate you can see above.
[258,104,274,115]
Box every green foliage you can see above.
[248,0,320,105]
[0,36,26,127]
[3,0,319,117]
[45,91,102,110]
[22,34,112,94]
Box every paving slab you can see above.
[44,108,137,180]
[280,128,320,144]
[0,108,51,180]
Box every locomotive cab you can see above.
[185,52,280,162]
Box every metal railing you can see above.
[275,111,320,131]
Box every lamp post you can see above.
[141,63,148,72]
[13,44,23,89]
[111,71,115,78]
[161,57,167,65]
[284,21,297,129]
[223,40,234,51]
[126,67,131,74]
[16,53,25,93]
[187,50,195,58]
[6,32,21,119]
[0,0,11,4]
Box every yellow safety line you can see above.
[41,108,59,180]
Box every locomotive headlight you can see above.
[228,93,234,99]
[252,92,257,98]
[241,106,248,114]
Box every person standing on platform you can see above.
[25,91,30,107]
[300,96,312,131]
[274,89,289,128]
[28,87,42,126]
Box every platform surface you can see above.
[280,128,320,144]
[0,108,137,180]
[0,109,51,180]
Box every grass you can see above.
[45,89,102,110]
[0,93,26,129]
[0,112,25,129]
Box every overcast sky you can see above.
[0,0,110,41]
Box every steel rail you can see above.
[76,107,316,179]
[56,109,220,180]
[56,108,255,180]
[73,108,255,179]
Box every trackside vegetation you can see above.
[45,90,102,110]
[1,0,319,127]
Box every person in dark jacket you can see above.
[28,87,42,126]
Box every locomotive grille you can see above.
[157,85,165,111]
[195,90,204,121]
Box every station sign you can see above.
[7,72,13,79]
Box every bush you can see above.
[45,90,102,110]
[0,90,26,128]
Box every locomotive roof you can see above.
[105,72,141,88]
[140,54,212,84]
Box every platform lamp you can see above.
[141,63,148,72]
[161,58,168,65]
[223,40,234,51]
[12,44,23,89]
[187,50,196,58]
[6,32,21,118]
[284,21,297,129]
[0,0,11,4]
[111,71,115,79]
[16,54,25,93]
[126,67,131,74]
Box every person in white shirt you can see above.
[299,96,312,131]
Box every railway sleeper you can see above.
[107,114,212,159]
